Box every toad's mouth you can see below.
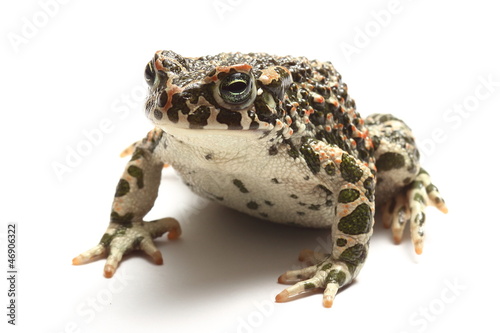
[159,125,265,137]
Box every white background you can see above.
[1,0,499,332]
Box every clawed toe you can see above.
[73,218,180,278]
[276,257,350,307]
[72,244,106,265]
[276,277,323,303]
[381,169,447,254]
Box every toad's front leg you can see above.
[276,150,375,307]
[73,128,180,277]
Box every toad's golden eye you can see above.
[144,61,155,87]
[219,73,253,104]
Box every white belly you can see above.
[160,129,334,228]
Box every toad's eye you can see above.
[219,73,253,105]
[144,61,155,87]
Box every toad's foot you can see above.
[276,250,357,308]
[72,218,180,278]
[381,168,448,254]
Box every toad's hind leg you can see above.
[365,114,447,254]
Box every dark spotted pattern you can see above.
[99,233,113,247]
[130,147,146,161]
[115,179,130,197]
[325,269,347,286]
[299,139,321,174]
[144,51,376,176]
[127,165,144,189]
[247,201,259,210]
[338,188,360,203]
[340,154,364,183]
[233,179,249,193]
[216,109,243,130]
[338,203,372,235]
[188,106,211,129]
[363,177,375,202]
[336,238,348,247]
[324,162,336,176]
[376,152,405,171]
[110,211,134,227]
[339,244,368,274]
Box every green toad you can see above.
[73,51,447,307]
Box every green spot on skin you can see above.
[376,152,405,171]
[297,211,305,216]
[321,263,333,271]
[413,193,425,205]
[114,179,130,197]
[325,270,347,286]
[325,162,335,176]
[287,147,300,159]
[110,211,134,227]
[300,139,321,174]
[418,168,429,176]
[338,189,360,203]
[338,203,372,235]
[264,200,274,206]
[247,201,259,210]
[304,282,316,290]
[363,177,375,201]
[290,194,298,199]
[132,236,144,249]
[233,179,249,193]
[99,233,113,247]
[434,196,444,205]
[128,165,144,189]
[340,154,364,183]
[339,244,367,274]
[336,238,347,247]
[414,211,426,226]
[426,184,438,194]
[114,227,127,237]
[131,147,146,161]
[411,181,424,190]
